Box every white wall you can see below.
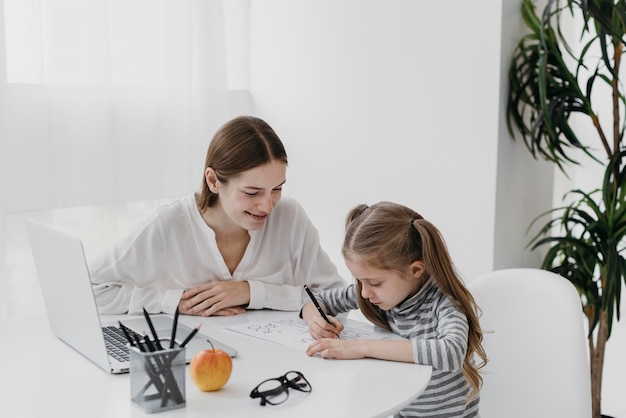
[248,0,550,283]
[494,0,555,270]
[245,3,625,415]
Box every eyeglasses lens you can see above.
[285,371,311,392]
[256,379,289,405]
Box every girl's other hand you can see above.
[306,338,365,359]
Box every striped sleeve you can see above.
[411,297,469,371]
[316,284,359,315]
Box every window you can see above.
[3,0,250,89]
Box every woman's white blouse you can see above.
[89,194,346,314]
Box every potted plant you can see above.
[506,1,626,417]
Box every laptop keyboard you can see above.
[102,325,141,362]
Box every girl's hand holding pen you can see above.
[303,284,342,338]
[308,313,343,339]
[302,300,343,339]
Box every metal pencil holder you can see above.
[129,345,186,413]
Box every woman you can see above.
[90,115,345,316]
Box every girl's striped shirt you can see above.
[315,278,480,418]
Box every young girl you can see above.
[90,115,345,316]
[302,202,487,417]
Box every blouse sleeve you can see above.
[89,212,184,315]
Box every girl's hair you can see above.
[195,115,288,212]
[342,201,487,398]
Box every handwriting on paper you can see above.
[224,317,402,350]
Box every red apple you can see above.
[189,340,233,392]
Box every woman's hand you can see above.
[179,281,250,316]
[306,338,367,359]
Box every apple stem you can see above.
[207,339,215,351]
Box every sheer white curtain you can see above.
[0,0,248,318]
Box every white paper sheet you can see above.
[224,317,404,350]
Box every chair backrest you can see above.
[468,268,591,418]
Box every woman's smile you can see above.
[246,211,268,222]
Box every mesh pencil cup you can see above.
[129,345,186,413]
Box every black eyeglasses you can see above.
[249,371,312,406]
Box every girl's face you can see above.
[345,256,425,311]
[208,160,287,231]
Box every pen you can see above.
[134,334,147,352]
[118,321,136,347]
[143,333,157,352]
[179,323,202,348]
[304,284,333,325]
[169,307,180,349]
[143,307,164,351]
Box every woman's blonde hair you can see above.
[342,201,487,398]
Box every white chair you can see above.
[468,268,591,418]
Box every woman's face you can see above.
[344,256,424,311]
[211,160,287,231]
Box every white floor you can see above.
[3,200,626,417]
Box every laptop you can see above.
[25,218,237,374]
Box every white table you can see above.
[1,310,431,417]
